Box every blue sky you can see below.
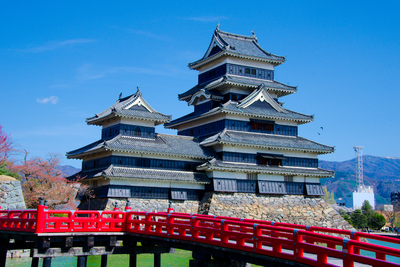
[1,1,399,168]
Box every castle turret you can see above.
[67,88,213,209]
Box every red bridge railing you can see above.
[1,205,400,267]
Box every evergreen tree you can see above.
[362,200,374,217]
[369,213,386,230]
[351,209,368,229]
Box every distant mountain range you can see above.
[57,155,400,205]
[320,155,400,205]
[57,165,80,177]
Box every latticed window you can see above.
[247,173,257,180]
[134,126,141,137]
[259,154,283,166]
[250,120,274,131]
[284,175,294,182]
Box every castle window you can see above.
[284,176,294,182]
[250,120,274,132]
[134,127,141,137]
[259,154,284,166]
[247,173,257,180]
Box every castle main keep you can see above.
[67,27,347,228]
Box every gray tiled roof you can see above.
[166,99,313,128]
[189,28,285,68]
[164,111,200,127]
[178,75,296,100]
[66,140,104,157]
[86,89,171,125]
[197,159,334,178]
[66,133,215,159]
[200,130,334,154]
[221,101,313,122]
[72,165,210,184]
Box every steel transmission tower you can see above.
[353,146,365,192]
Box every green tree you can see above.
[369,213,386,230]
[0,163,19,178]
[322,186,335,204]
[362,200,374,217]
[351,209,368,229]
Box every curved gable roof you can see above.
[189,27,285,69]
[86,87,171,126]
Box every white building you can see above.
[344,186,375,210]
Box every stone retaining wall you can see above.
[79,197,199,214]
[199,192,353,230]
[0,180,26,210]
[79,193,353,230]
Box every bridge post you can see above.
[77,256,87,267]
[154,253,161,267]
[0,249,6,267]
[129,252,137,267]
[42,257,52,267]
[101,255,108,267]
[31,257,39,267]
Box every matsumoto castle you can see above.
[67,27,335,211]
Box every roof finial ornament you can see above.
[119,92,122,100]
[251,30,255,36]
[216,22,220,30]
[136,86,142,96]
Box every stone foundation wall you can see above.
[79,197,199,214]
[199,192,353,230]
[79,193,353,230]
[0,180,26,210]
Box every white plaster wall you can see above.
[120,118,155,127]
[305,177,320,183]
[293,176,305,183]
[224,114,299,127]
[220,144,319,159]
[207,171,246,179]
[102,118,155,128]
[258,174,283,181]
[227,57,275,70]
[198,57,274,74]
[109,179,204,189]
[111,151,203,162]
[176,114,226,131]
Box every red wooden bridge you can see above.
[1,204,400,267]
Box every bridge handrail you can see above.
[1,206,400,266]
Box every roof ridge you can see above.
[216,28,257,41]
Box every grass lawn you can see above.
[87,249,193,267]
[7,249,261,266]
